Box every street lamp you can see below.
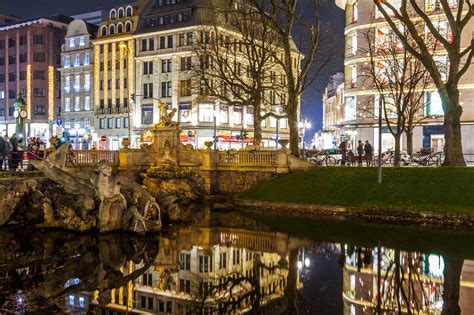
[298,118,311,156]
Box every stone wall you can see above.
[194,169,277,195]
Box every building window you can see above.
[124,117,129,128]
[0,40,5,48]
[34,105,46,115]
[84,118,90,128]
[178,33,185,46]
[180,57,191,71]
[167,35,173,48]
[33,88,45,97]
[125,21,132,32]
[99,118,105,129]
[179,279,191,293]
[187,32,193,45]
[34,53,46,62]
[8,90,15,99]
[8,73,15,82]
[158,36,165,49]
[75,96,80,111]
[344,96,357,121]
[179,253,191,270]
[141,38,148,51]
[142,107,153,124]
[143,83,153,99]
[143,61,153,75]
[19,36,26,45]
[64,55,70,67]
[0,74,4,83]
[199,104,213,122]
[65,97,71,112]
[8,107,14,116]
[199,256,213,273]
[219,252,227,269]
[19,72,26,81]
[33,35,45,44]
[84,74,91,91]
[233,106,242,125]
[161,59,172,73]
[8,56,15,65]
[85,96,90,111]
[34,71,45,80]
[0,90,4,99]
[149,38,155,50]
[161,81,172,97]
[179,80,191,97]
[126,6,133,16]
[84,52,90,65]
[115,117,121,128]
[69,38,75,48]
[8,38,15,47]
[424,91,444,117]
[107,118,113,129]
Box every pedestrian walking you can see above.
[0,136,5,171]
[9,133,18,152]
[339,140,348,166]
[357,140,364,167]
[364,140,373,167]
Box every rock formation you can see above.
[26,142,162,233]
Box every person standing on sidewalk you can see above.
[364,140,373,167]
[339,140,348,166]
[357,140,364,166]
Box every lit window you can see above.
[424,91,444,117]
[74,75,81,92]
[233,106,242,125]
[84,52,90,65]
[64,77,71,93]
[74,54,80,67]
[84,96,90,111]
[344,96,356,121]
[69,38,75,48]
[79,36,85,46]
[64,55,70,68]
[199,104,214,122]
[75,96,80,111]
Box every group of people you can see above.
[0,134,22,171]
[26,137,46,171]
[340,139,373,166]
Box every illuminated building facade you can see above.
[92,4,141,150]
[0,15,69,140]
[59,19,98,149]
[337,0,474,154]
[132,0,290,150]
[321,73,345,149]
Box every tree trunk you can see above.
[253,102,263,147]
[393,133,401,167]
[288,98,299,157]
[441,87,465,166]
[406,129,413,156]
[441,258,464,315]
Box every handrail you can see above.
[67,150,119,167]
[218,151,277,166]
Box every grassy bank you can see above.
[240,167,474,213]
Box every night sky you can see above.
[0,0,345,140]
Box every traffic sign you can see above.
[100,135,107,141]
[56,118,63,126]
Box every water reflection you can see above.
[1,212,474,314]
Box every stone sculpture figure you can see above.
[30,142,161,233]
[155,103,178,128]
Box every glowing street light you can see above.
[299,118,312,156]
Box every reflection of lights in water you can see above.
[297,261,303,269]
[304,258,310,268]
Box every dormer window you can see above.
[110,24,115,35]
[110,9,117,20]
[126,6,133,16]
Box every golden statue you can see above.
[154,103,178,129]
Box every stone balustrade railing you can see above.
[67,150,119,167]
[217,151,277,166]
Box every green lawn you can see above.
[240,167,474,213]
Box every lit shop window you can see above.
[374,95,397,118]
[218,105,229,124]
[376,26,403,52]
[424,91,444,117]
[233,106,243,125]
[351,66,357,88]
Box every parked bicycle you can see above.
[309,150,338,166]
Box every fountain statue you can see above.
[30,142,161,233]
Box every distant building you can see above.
[0,14,20,25]
[0,15,71,139]
[321,73,344,149]
[59,19,98,149]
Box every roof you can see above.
[0,14,73,31]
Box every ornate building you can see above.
[336,0,474,155]
[59,19,97,149]
[321,72,345,149]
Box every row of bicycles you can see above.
[308,149,444,167]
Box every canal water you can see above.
[1,208,473,314]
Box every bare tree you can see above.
[361,26,430,165]
[252,0,336,156]
[192,2,286,146]
[374,0,474,166]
